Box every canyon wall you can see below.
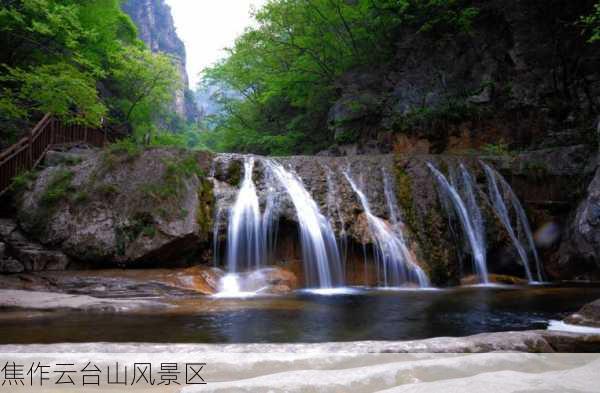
[122,0,199,123]
[325,0,599,156]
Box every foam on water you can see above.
[547,320,600,334]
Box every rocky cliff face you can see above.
[327,0,599,156]
[122,0,198,122]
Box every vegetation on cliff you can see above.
[195,0,599,156]
[198,0,479,155]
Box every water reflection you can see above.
[0,285,599,344]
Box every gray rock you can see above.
[0,218,17,238]
[44,149,91,167]
[0,289,162,312]
[559,167,600,273]
[0,242,4,259]
[0,219,69,272]
[0,258,24,274]
[18,148,214,267]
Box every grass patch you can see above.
[40,169,75,207]
[115,212,156,256]
[9,170,38,194]
[95,183,119,199]
[481,140,511,156]
[143,153,204,202]
[101,137,143,171]
[72,190,89,204]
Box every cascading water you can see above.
[344,172,429,287]
[428,163,489,284]
[226,157,263,272]
[382,168,400,226]
[458,164,487,267]
[482,163,543,282]
[218,157,264,296]
[264,160,343,288]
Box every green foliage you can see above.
[73,190,90,204]
[143,153,203,202]
[201,0,480,154]
[582,1,600,43]
[102,137,145,170]
[334,128,361,144]
[95,183,119,199]
[481,141,511,156]
[9,170,38,194]
[108,45,180,138]
[107,137,142,157]
[40,169,74,207]
[115,212,156,255]
[394,99,484,134]
[197,178,214,237]
[0,0,179,144]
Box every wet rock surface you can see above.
[0,267,224,298]
[0,329,598,353]
[0,289,163,312]
[565,299,600,328]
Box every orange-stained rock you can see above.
[460,274,528,286]
[393,135,431,155]
[175,266,225,295]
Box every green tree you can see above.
[0,0,180,146]
[108,45,179,140]
[582,1,600,42]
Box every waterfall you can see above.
[264,160,343,288]
[482,163,543,282]
[458,164,487,266]
[382,168,400,226]
[225,157,263,273]
[427,163,489,284]
[344,172,429,287]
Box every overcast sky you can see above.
[165,0,268,88]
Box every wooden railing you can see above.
[0,114,107,195]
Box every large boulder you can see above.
[16,147,214,267]
[559,167,600,277]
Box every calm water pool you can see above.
[1,284,599,344]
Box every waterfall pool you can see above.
[1,283,599,344]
